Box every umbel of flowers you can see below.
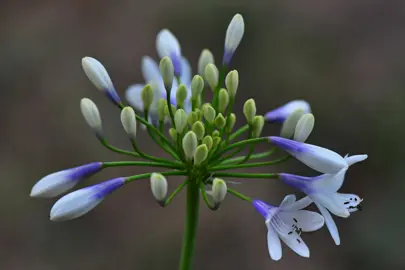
[30,14,367,268]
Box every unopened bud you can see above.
[202,136,213,151]
[187,111,199,126]
[226,113,236,133]
[214,113,226,129]
[141,84,154,111]
[251,115,264,138]
[150,173,168,203]
[243,99,256,124]
[191,75,204,101]
[213,136,222,148]
[120,107,137,139]
[157,99,167,121]
[223,14,245,66]
[159,56,174,89]
[165,104,177,117]
[182,131,198,160]
[192,121,205,140]
[195,108,203,120]
[212,130,220,137]
[176,84,188,107]
[225,70,239,97]
[293,113,315,142]
[194,144,208,165]
[212,178,227,206]
[203,105,216,123]
[205,64,219,90]
[174,109,188,133]
[198,49,215,79]
[80,98,102,136]
[280,109,304,138]
[218,89,230,113]
[169,128,177,142]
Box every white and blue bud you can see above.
[80,98,102,137]
[156,29,182,76]
[293,113,315,142]
[50,177,125,221]
[30,162,103,198]
[223,14,245,66]
[265,100,311,123]
[81,57,120,104]
[150,173,168,203]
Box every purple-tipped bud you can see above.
[223,14,245,66]
[156,29,182,76]
[30,162,103,198]
[265,100,311,122]
[50,177,125,221]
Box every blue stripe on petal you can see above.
[93,178,125,199]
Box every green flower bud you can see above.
[80,98,102,136]
[195,108,203,120]
[169,128,177,142]
[195,95,202,109]
[225,70,239,97]
[203,105,216,123]
[212,178,227,206]
[164,103,177,117]
[226,113,236,133]
[218,88,230,113]
[293,113,314,142]
[157,99,167,122]
[176,84,188,107]
[194,144,208,165]
[198,49,215,79]
[251,115,264,138]
[204,63,219,90]
[187,111,199,126]
[202,135,213,151]
[214,113,226,129]
[192,121,205,140]
[120,106,137,139]
[150,173,168,203]
[159,56,174,89]
[280,109,304,138]
[182,131,198,160]
[212,130,220,137]
[191,75,204,101]
[141,84,154,111]
[213,136,222,148]
[243,98,256,124]
[174,109,188,133]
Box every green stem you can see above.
[212,172,279,179]
[227,188,253,202]
[103,161,184,170]
[209,156,290,171]
[165,179,189,206]
[125,171,187,183]
[221,148,276,164]
[229,125,249,141]
[131,140,180,165]
[99,138,139,158]
[199,182,216,210]
[212,137,267,160]
[178,181,200,270]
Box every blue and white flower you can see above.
[265,100,311,122]
[279,154,367,245]
[253,195,324,261]
[50,177,125,221]
[30,162,103,198]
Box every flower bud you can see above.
[213,136,222,148]
[159,56,174,89]
[280,109,304,138]
[226,113,236,133]
[187,111,199,126]
[141,84,154,111]
[165,103,177,117]
[225,70,239,97]
[194,144,208,165]
[223,14,245,66]
[80,98,102,136]
[212,130,220,137]
[293,113,315,142]
[176,84,188,107]
[251,115,264,138]
[203,104,216,123]
[157,99,167,121]
[202,136,213,151]
[182,131,198,160]
[243,99,256,124]
[265,100,311,122]
[195,108,203,120]
[191,75,204,101]
[150,173,168,203]
[195,95,202,109]
[205,63,219,90]
[218,89,230,113]
[198,49,215,79]
[215,113,226,129]
[192,121,205,140]
[212,178,227,206]
[120,107,137,139]
[169,128,177,142]
[156,29,182,76]
[174,109,188,133]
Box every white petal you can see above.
[81,57,113,90]
[281,196,313,212]
[311,193,350,218]
[156,29,181,59]
[180,57,191,85]
[315,203,340,245]
[279,194,297,208]
[344,154,368,166]
[265,100,311,122]
[279,234,310,258]
[311,168,347,193]
[279,210,324,232]
[334,193,363,213]
[266,221,282,261]
[125,84,144,111]
[30,171,76,198]
[141,56,163,83]
[224,14,245,53]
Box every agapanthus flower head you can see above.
[50,177,125,221]
[223,14,245,66]
[265,100,311,123]
[156,29,182,76]
[253,195,324,261]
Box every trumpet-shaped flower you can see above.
[265,100,311,122]
[30,162,103,198]
[253,195,324,261]
[279,154,367,245]
[50,177,125,221]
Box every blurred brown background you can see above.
[1,0,403,269]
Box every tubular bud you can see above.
[191,75,204,101]
[202,136,213,151]
[157,99,167,121]
[150,173,168,203]
[226,113,236,133]
[243,98,256,124]
[141,84,154,111]
[251,115,264,138]
[192,121,205,140]
[194,144,209,165]
[203,105,216,123]
[218,89,230,113]
[80,98,102,136]
[293,113,315,142]
[214,113,226,130]
[198,49,215,79]
[223,14,245,66]
[213,136,222,148]
[212,178,227,206]
[182,131,198,160]
[205,63,219,90]
[176,84,188,107]
[120,107,137,139]
[159,56,174,89]
[187,111,199,126]
[225,70,239,97]
[280,109,304,138]
[174,109,188,133]
[212,130,220,137]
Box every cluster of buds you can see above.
[30,13,367,262]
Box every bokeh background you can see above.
[1,0,403,269]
